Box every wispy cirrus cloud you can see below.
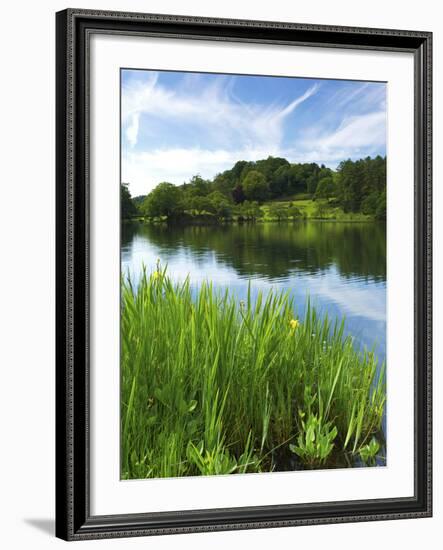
[121,70,386,196]
[122,71,318,153]
[303,111,386,157]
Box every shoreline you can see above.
[122,217,384,226]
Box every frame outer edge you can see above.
[55,9,69,542]
[65,8,431,38]
[55,9,433,540]
[56,8,78,541]
[425,31,433,517]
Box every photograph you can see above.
[120,69,388,480]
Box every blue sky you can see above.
[121,69,386,196]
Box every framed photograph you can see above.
[55,8,432,540]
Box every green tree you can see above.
[232,185,246,204]
[307,173,319,195]
[140,155,386,222]
[361,191,379,215]
[336,156,386,215]
[255,156,289,181]
[188,174,211,196]
[236,200,263,221]
[190,195,213,215]
[314,200,329,219]
[315,176,335,200]
[213,173,233,196]
[142,182,183,219]
[208,191,233,221]
[375,190,386,220]
[228,160,253,188]
[288,205,303,219]
[121,183,137,219]
[268,203,288,221]
[242,170,269,202]
[269,165,290,197]
[132,195,147,210]
[336,160,362,212]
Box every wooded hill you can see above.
[122,155,386,222]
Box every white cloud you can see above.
[305,111,386,155]
[121,73,318,150]
[123,111,386,196]
[326,82,385,113]
[326,83,369,109]
[277,85,319,118]
[121,72,321,195]
[121,72,386,195]
[126,113,139,147]
[123,146,281,196]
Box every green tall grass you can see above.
[121,266,385,479]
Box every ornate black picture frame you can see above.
[55,8,432,541]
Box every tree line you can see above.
[121,155,386,222]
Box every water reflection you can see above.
[122,221,386,361]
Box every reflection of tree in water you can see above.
[122,221,386,283]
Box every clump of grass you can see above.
[121,265,385,479]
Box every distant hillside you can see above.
[122,155,386,222]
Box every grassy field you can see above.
[262,196,372,222]
[121,266,386,479]
[127,197,373,224]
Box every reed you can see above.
[121,266,385,479]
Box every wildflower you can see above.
[289,319,300,330]
[152,271,160,280]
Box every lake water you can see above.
[121,221,386,364]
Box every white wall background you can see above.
[0,1,440,548]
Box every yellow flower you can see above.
[152,271,160,280]
[289,319,300,330]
